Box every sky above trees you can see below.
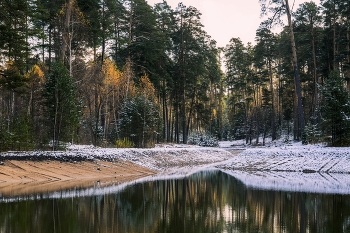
[147,0,321,46]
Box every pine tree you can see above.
[57,0,88,75]
[224,38,254,141]
[294,2,322,116]
[37,0,66,67]
[43,62,81,149]
[319,70,350,146]
[260,0,305,140]
[172,3,208,143]
[0,0,32,71]
[154,1,175,142]
[254,25,278,140]
[118,75,161,147]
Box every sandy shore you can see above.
[0,146,240,197]
[0,159,155,197]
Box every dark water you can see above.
[1,170,350,233]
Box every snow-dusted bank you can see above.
[217,142,350,194]
[2,141,350,195]
[1,144,238,174]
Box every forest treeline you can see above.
[0,0,350,150]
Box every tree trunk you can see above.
[42,25,45,63]
[101,0,106,63]
[128,0,134,48]
[268,59,276,140]
[182,88,187,144]
[175,102,179,143]
[162,83,167,142]
[285,0,305,140]
[333,2,337,70]
[186,88,196,137]
[311,22,318,113]
[61,0,73,63]
[53,84,59,151]
[294,96,298,140]
[218,79,223,140]
[170,107,174,142]
[347,29,350,91]
[94,84,100,146]
[48,27,52,70]
[180,7,187,144]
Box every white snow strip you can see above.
[1,145,235,173]
[216,142,350,194]
[217,144,350,173]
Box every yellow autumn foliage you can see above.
[4,60,20,73]
[102,58,121,88]
[25,64,45,83]
[119,58,135,98]
[138,74,156,101]
[58,0,88,24]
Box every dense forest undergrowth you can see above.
[1,0,350,151]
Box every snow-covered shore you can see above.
[2,141,350,194]
[217,142,350,194]
[218,143,350,173]
[1,144,239,174]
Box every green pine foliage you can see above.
[118,94,161,148]
[0,116,11,152]
[0,114,35,151]
[43,62,81,149]
[319,71,350,146]
[302,122,321,145]
[187,132,219,147]
[0,62,28,92]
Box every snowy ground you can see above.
[2,141,350,194]
[2,144,237,175]
[217,141,350,194]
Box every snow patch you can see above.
[216,142,350,194]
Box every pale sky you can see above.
[147,0,321,47]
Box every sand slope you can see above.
[0,146,240,197]
[0,159,155,196]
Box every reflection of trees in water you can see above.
[1,171,350,232]
[227,180,350,233]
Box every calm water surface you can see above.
[1,170,350,233]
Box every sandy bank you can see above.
[0,159,155,197]
[0,146,240,197]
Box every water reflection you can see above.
[1,170,350,233]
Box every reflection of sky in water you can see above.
[223,204,233,222]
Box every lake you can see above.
[1,170,350,233]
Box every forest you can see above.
[0,0,350,150]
